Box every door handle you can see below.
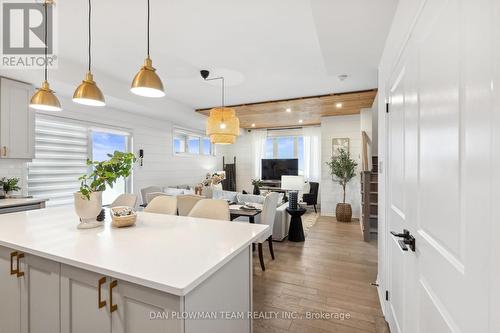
[98,277,107,309]
[16,253,24,277]
[109,280,118,313]
[10,251,18,275]
[2,146,6,157]
[391,229,416,252]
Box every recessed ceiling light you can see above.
[251,123,256,127]
[336,103,343,108]
[286,108,292,112]
[298,119,303,124]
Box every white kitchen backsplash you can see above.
[0,159,28,196]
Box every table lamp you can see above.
[281,175,304,209]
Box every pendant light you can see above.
[30,0,61,111]
[201,70,239,145]
[130,0,165,97]
[73,0,105,106]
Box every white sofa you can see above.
[212,190,290,241]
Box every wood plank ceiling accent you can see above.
[195,89,377,129]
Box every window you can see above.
[28,115,132,207]
[265,135,304,175]
[173,129,214,156]
[91,131,129,205]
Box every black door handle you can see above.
[391,229,416,252]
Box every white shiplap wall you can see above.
[1,97,217,204]
[320,115,361,218]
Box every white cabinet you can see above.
[111,280,183,333]
[60,265,111,333]
[0,247,60,333]
[0,77,35,159]
[0,246,22,333]
[20,254,60,333]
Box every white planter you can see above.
[74,191,103,229]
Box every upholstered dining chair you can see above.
[188,199,230,221]
[110,194,138,208]
[144,196,177,215]
[302,182,319,213]
[146,192,168,205]
[177,195,204,216]
[140,186,162,205]
[255,192,280,271]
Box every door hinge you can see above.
[386,103,390,113]
[385,290,389,301]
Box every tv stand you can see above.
[261,180,281,188]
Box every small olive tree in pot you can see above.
[74,151,136,229]
[326,148,358,222]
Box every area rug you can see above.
[302,209,320,236]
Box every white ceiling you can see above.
[0,0,397,127]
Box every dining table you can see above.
[229,204,262,223]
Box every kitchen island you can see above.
[0,206,268,333]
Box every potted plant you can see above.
[75,151,136,229]
[326,148,358,222]
[1,177,21,198]
[251,179,263,195]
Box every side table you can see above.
[286,207,306,242]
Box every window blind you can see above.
[28,116,89,206]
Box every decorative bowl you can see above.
[110,206,137,228]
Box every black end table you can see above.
[286,207,306,242]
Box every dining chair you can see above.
[140,186,162,205]
[110,194,138,208]
[177,195,204,216]
[188,199,230,221]
[255,192,280,271]
[144,196,177,215]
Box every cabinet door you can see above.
[20,254,60,333]
[111,280,183,333]
[60,265,111,333]
[0,78,35,159]
[0,246,22,333]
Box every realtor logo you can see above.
[1,0,58,68]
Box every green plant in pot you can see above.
[74,151,136,229]
[326,148,357,222]
[1,177,21,198]
[252,179,263,195]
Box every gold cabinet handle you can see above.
[98,277,107,309]
[16,253,24,277]
[10,251,18,275]
[109,280,118,313]
[2,146,6,157]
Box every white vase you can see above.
[74,191,103,229]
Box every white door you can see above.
[111,279,183,333]
[0,78,34,159]
[385,0,494,332]
[0,246,22,333]
[20,254,60,333]
[60,264,111,333]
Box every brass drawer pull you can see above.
[10,251,18,275]
[98,277,107,309]
[16,253,24,277]
[109,280,118,313]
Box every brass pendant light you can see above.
[73,0,105,106]
[30,1,61,111]
[130,0,165,97]
[201,70,239,145]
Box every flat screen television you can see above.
[261,159,299,180]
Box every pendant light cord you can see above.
[147,0,150,57]
[88,0,92,72]
[204,75,227,120]
[44,1,48,81]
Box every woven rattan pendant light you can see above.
[201,70,239,145]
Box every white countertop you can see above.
[0,206,268,296]
[0,197,48,208]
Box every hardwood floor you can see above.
[252,214,389,333]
